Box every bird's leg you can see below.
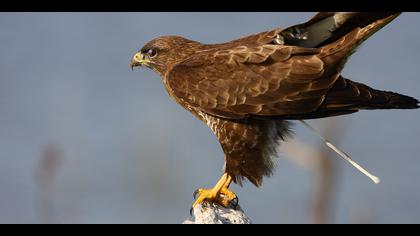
[218,175,238,207]
[192,173,237,209]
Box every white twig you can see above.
[299,120,380,184]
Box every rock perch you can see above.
[183,203,252,224]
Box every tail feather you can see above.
[361,90,420,110]
[266,76,418,120]
[325,77,420,110]
[382,92,420,109]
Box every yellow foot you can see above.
[191,173,238,210]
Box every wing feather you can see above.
[167,44,340,119]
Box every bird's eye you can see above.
[146,48,158,58]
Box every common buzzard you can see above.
[131,12,419,210]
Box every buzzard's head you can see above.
[131,36,201,76]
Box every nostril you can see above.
[135,53,145,61]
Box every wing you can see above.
[165,11,402,121]
[166,38,356,120]
[279,12,400,48]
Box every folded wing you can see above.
[167,30,360,119]
[166,12,413,120]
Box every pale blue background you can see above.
[0,12,419,223]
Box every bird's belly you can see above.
[196,110,292,186]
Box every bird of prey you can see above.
[131,12,419,210]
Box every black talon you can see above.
[189,207,194,216]
[230,196,239,208]
[193,189,200,200]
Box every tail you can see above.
[282,77,418,120]
[281,12,401,48]
[324,77,419,111]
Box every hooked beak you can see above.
[130,52,151,71]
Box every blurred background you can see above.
[0,12,419,224]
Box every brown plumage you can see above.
[131,13,419,194]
